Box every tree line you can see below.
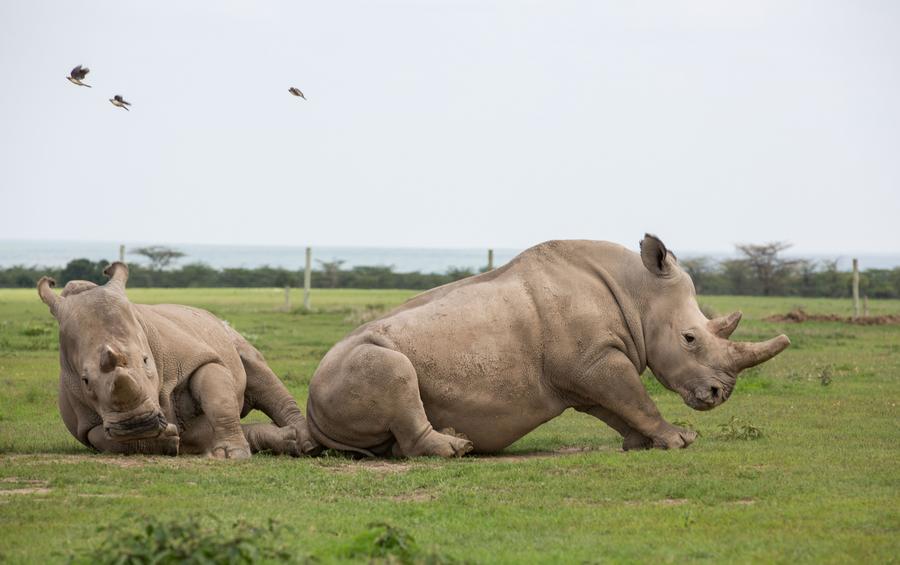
[1,242,898,297]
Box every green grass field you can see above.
[1,288,898,563]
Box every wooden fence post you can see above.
[119,244,125,263]
[852,258,860,319]
[303,247,312,310]
[487,249,494,271]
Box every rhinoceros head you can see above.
[38,262,169,440]
[638,235,790,411]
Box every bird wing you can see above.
[70,65,82,77]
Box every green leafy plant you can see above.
[339,522,456,564]
[68,514,303,564]
[717,416,763,441]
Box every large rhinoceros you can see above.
[38,262,318,458]
[307,235,790,457]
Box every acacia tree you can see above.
[316,259,346,288]
[735,242,799,296]
[132,246,186,270]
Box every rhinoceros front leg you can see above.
[575,406,652,451]
[190,363,251,459]
[575,353,697,450]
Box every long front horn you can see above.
[708,311,742,338]
[37,276,61,317]
[103,261,129,288]
[729,335,791,372]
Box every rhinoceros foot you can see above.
[210,441,252,460]
[436,428,474,457]
[392,427,473,458]
[650,424,697,450]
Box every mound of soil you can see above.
[765,309,900,325]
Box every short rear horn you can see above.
[708,311,742,339]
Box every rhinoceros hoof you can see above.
[438,428,474,457]
[651,426,697,450]
[211,444,252,460]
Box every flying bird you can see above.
[67,65,91,87]
[288,87,306,100]
[109,95,131,111]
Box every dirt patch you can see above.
[389,490,437,502]
[732,498,756,505]
[0,478,52,496]
[0,487,51,495]
[765,309,900,325]
[0,453,220,469]
[319,460,414,474]
[623,498,689,507]
[481,445,614,463]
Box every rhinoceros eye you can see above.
[683,332,696,344]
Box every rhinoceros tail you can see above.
[305,400,378,458]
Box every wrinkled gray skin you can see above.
[307,235,790,457]
[38,262,319,459]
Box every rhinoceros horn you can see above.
[729,335,791,372]
[110,371,142,408]
[708,311,742,338]
[103,262,129,289]
[37,276,61,317]
[100,344,127,373]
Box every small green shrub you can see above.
[68,514,303,564]
[339,522,456,564]
[716,416,762,441]
[818,365,833,386]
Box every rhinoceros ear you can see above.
[103,262,129,289]
[37,276,62,318]
[640,234,672,277]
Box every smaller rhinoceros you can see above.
[38,262,318,459]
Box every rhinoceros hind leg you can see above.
[313,342,473,458]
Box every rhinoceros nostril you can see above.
[710,386,720,399]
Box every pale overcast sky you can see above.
[0,1,897,253]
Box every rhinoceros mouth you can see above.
[104,411,168,440]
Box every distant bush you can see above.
[3,244,900,297]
